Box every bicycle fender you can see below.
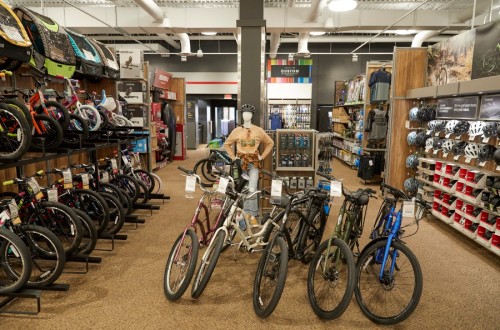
[359,236,406,257]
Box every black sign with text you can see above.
[270,65,310,78]
[436,96,479,119]
[479,94,500,119]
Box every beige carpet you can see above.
[1,148,499,329]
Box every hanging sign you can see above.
[436,97,478,119]
[479,94,500,120]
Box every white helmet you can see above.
[464,143,480,159]
[442,139,457,153]
[468,121,485,137]
[426,137,436,149]
[445,120,459,135]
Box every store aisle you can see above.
[2,150,499,329]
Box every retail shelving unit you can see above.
[268,100,311,129]
[331,103,362,168]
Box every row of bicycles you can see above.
[0,70,135,162]
[0,149,161,294]
[164,163,429,325]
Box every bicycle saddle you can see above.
[345,189,370,206]
[270,195,290,208]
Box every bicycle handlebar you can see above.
[261,169,293,196]
[177,166,193,175]
[381,182,409,200]
[3,180,14,186]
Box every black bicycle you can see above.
[193,147,233,182]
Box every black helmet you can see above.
[478,144,497,162]
[433,138,445,150]
[240,104,255,113]
[483,122,498,138]
[453,121,470,135]
[452,141,468,155]
[494,148,500,165]
[415,132,430,147]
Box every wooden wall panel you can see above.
[170,78,185,124]
[393,48,427,97]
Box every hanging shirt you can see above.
[365,109,388,140]
[224,124,274,160]
[369,69,391,103]
[269,113,282,130]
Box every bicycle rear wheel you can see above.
[0,103,31,160]
[0,228,32,294]
[31,114,63,151]
[73,209,98,255]
[73,189,110,235]
[355,239,423,325]
[253,235,288,318]
[62,113,89,146]
[99,192,125,235]
[134,169,155,194]
[307,238,355,320]
[113,174,140,204]
[37,101,70,132]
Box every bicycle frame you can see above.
[376,206,404,281]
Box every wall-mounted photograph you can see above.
[471,19,500,79]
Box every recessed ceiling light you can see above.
[393,29,417,35]
[310,31,326,36]
[328,0,358,12]
[201,32,217,36]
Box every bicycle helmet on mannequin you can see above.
[415,132,430,147]
[433,138,445,150]
[240,104,255,113]
[469,121,485,137]
[464,143,480,159]
[483,121,498,138]
[494,148,500,165]
[406,155,419,169]
[453,121,470,135]
[409,107,419,121]
[452,141,468,155]
[404,178,419,193]
[445,120,459,135]
[442,139,457,153]
[407,131,418,145]
[478,144,497,162]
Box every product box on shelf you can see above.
[418,158,436,170]
[118,49,144,79]
[431,208,454,224]
[491,234,500,256]
[131,138,148,153]
[455,181,483,204]
[151,102,163,123]
[478,211,497,232]
[452,214,478,239]
[476,226,493,248]
[124,104,148,127]
[117,80,147,104]
[436,162,461,179]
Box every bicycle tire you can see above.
[31,114,63,151]
[36,100,70,132]
[164,229,199,301]
[253,235,288,318]
[0,103,31,160]
[20,224,66,288]
[99,192,126,235]
[135,178,150,204]
[2,98,33,130]
[262,209,303,246]
[355,239,423,325]
[73,209,98,255]
[133,169,155,194]
[307,238,356,320]
[201,159,217,182]
[299,208,326,264]
[0,227,32,294]
[150,172,163,194]
[191,229,225,299]
[77,104,101,131]
[99,182,132,215]
[62,113,89,146]
[25,201,82,256]
[73,189,110,235]
[113,174,140,204]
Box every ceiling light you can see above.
[328,0,357,12]
[309,31,326,36]
[201,32,217,36]
[352,54,358,62]
[393,29,417,35]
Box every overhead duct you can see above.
[157,33,180,49]
[452,0,491,23]
[411,30,440,47]
[306,0,328,23]
[133,0,166,23]
[176,33,194,56]
[269,32,281,59]
[296,32,310,57]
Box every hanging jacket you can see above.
[369,69,391,103]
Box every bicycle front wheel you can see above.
[191,229,225,299]
[253,235,288,318]
[31,114,63,151]
[134,169,155,194]
[164,229,199,301]
[0,228,32,294]
[0,103,31,160]
[307,238,355,320]
[355,239,423,325]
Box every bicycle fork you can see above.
[378,211,402,282]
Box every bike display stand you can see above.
[0,289,42,316]
[25,283,70,292]
[64,253,103,275]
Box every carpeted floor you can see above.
[1,147,499,329]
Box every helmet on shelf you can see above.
[240,104,255,113]
[445,120,459,135]
[494,148,500,165]
[415,132,430,147]
[453,121,470,136]
[354,158,360,167]
[426,137,437,149]
[406,155,419,169]
[464,143,480,159]
[433,138,445,150]
[409,107,419,121]
[442,139,457,153]
[452,141,468,155]
[407,131,418,145]
[468,121,485,137]
[478,144,497,162]
[482,121,498,138]
[427,105,437,121]
[355,132,363,141]
[404,178,419,193]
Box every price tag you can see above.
[479,161,486,167]
[81,173,90,189]
[433,150,438,155]
[217,177,229,194]
[465,157,472,163]
[48,189,58,202]
[443,153,448,158]
[434,132,440,137]
[455,135,461,140]
[8,200,18,219]
[405,121,410,129]
[369,160,374,166]
[271,180,283,197]
[111,159,118,170]
[445,133,451,138]
[402,199,416,218]
[27,179,41,194]
[497,165,500,171]
[0,24,24,43]
[454,155,460,160]
[185,176,196,192]
[122,155,129,165]
[101,172,109,183]
[63,169,72,189]
[82,49,95,61]
[36,191,44,201]
[426,130,432,135]
[330,181,342,197]
[482,137,490,143]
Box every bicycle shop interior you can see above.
[0,0,499,329]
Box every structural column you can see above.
[237,0,266,127]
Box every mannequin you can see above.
[224,104,274,225]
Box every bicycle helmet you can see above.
[407,131,418,146]
[409,107,419,121]
[433,138,445,150]
[415,132,430,147]
[427,120,438,131]
[453,121,470,136]
[416,106,427,122]
[482,121,498,138]
[406,155,419,169]
[452,141,468,155]
[427,105,437,121]
[445,120,459,135]
[478,144,497,162]
[495,148,500,165]
[404,178,419,193]
[468,121,485,137]
[464,143,480,159]
[442,139,457,153]
[240,104,255,113]
[426,137,437,149]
